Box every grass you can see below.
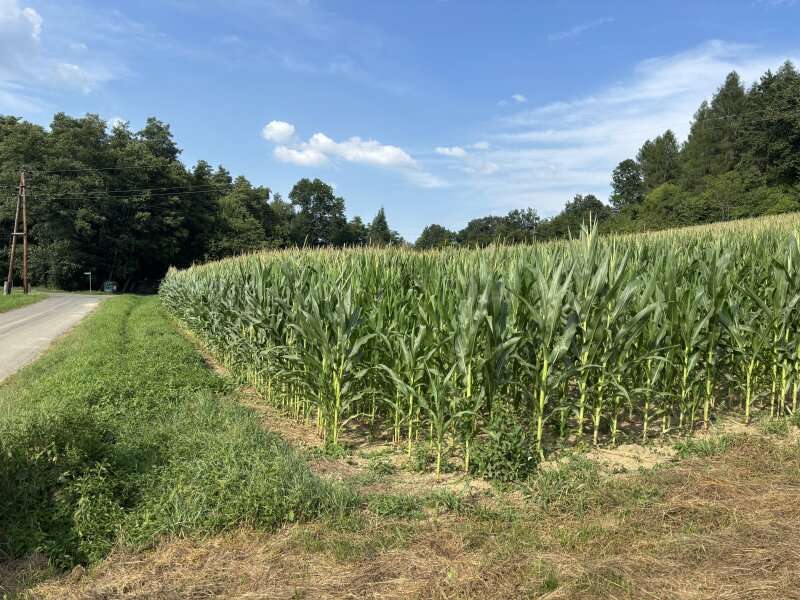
[758,415,791,436]
[674,434,738,458]
[0,296,355,575]
[0,290,46,314]
[23,434,800,599]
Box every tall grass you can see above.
[161,214,800,474]
[0,296,354,567]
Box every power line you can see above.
[0,183,223,194]
[28,165,166,175]
[30,188,257,202]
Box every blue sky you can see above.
[1,0,799,241]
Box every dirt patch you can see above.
[238,392,326,451]
[584,442,677,473]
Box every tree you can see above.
[138,117,180,162]
[288,178,347,246]
[610,159,644,209]
[741,61,800,186]
[415,224,457,249]
[637,183,693,230]
[341,216,369,246]
[207,177,278,258]
[458,215,508,246]
[540,194,611,239]
[681,72,747,189]
[268,192,293,246]
[504,208,540,242]
[637,130,680,192]
[208,192,267,257]
[368,207,392,246]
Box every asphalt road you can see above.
[0,294,105,382]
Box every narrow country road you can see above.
[0,294,105,382]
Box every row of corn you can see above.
[160,214,800,474]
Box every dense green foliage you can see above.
[0,115,400,289]
[0,296,353,566]
[161,214,800,479]
[422,63,800,247]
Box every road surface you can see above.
[0,294,104,382]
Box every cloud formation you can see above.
[304,132,416,167]
[262,120,296,143]
[442,40,798,216]
[266,121,444,188]
[0,0,42,76]
[435,146,467,157]
[433,142,498,176]
[0,0,113,110]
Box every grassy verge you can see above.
[22,434,800,599]
[0,296,355,573]
[0,290,46,314]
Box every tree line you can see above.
[1,62,799,288]
[0,115,400,289]
[418,61,800,248]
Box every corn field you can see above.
[160,214,800,475]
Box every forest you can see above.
[1,62,799,289]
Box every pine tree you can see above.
[368,207,392,246]
[637,130,681,192]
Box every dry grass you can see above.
[12,435,799,600]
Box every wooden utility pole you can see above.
[4,170,29,295]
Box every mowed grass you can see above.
[0,290,46,314]
[0,296,355,573]
[22,435,800,599]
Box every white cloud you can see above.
[55,62,107,93]
[306,132,416,167]
[435,145,467,157]
[274,145,328,166]
[0,0,41,72]
[434,142,499,177]
[405,170,447,189]
[0,0,113,110]
[262,120,296,143]
[548,17,614,42]
[456,41,798,216]
[266,123,444,187]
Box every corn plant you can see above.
[159,213,800,471]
